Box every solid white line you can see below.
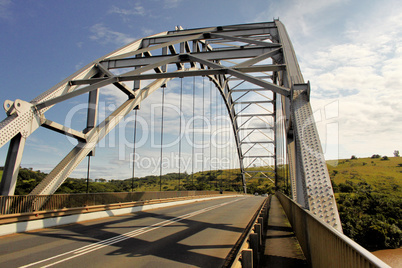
[20,197,244,268]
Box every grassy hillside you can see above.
[3,156,400,196]
[328,156,402,197]
[327,157,401,250]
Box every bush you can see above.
[351,155,357,160]
[337,192,402,250]
[339,182,354,193]
[381,156,389,161]
[371,154,381,159]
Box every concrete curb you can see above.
[0,195,238,237]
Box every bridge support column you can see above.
[0,133,26,196]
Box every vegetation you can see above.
[327,156,401,198]
[9,168,248,195]
[328,156,402,250]
[336,192,401,250]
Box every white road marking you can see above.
[20,197,245,268]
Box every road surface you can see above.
[0,195,264,268]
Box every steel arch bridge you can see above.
[0,21,342,232]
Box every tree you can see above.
[339,182,354,193]
[351,155,357,160]
[394,150,400,157]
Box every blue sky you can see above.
[1,0,401,180]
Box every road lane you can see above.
[0,195,265,268]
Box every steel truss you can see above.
[0,21,342,231]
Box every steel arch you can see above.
[0,21,342,232]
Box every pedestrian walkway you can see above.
[261,195,308,268]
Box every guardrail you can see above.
[225,195,271,268]
[0,194,235,226]
[0,191,229,215]
[276,191,391,268]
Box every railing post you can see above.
[249,233,259,267]
[254,224,262,248]
[241,249,253,268]
[257,217,264,235]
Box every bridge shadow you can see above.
[261,195,308,268]
[18,202,247,267]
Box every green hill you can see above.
[328,157,401,250]
[1,156,400,197]
[328,156,402,197]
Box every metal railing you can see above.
[0,191,226,215]
[276,191,390,268]
[228,196,270,268]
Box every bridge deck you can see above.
[262,195,308,268]
[0,196,265,267]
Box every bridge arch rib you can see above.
[0,21,342,232]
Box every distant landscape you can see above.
[0,155,401,250]
[328,156,401,250]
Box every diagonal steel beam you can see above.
[35,55,182,110]
[96,64,136,97]
[35,77,117,110]
[210,33,281,48]
[30,76,175,196]
[187,54,290,97]
[41,118,86,142]
[233,48,282,68]
[108,34,204,60]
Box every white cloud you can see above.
[89,23,136,46]
[344,1,402,46]
[75,61,85,70]
[253,0,402,158]
[256,0,349,38]
[307,17,402,157]
[142,28,154,36]
[0,0,12,20]
[109,3,145,16]
[164,0,183,9]
[26,136,63,156]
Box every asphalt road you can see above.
[0,196,265,268]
